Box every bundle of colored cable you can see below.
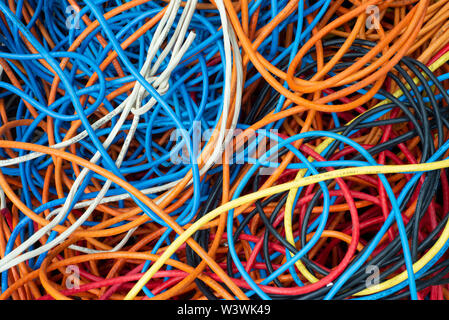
[1,0,449,300]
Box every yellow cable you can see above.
[126,50,449,299]
[125,157,449,299]
[282,50,449,285]
[126,51,449,300]
[356,212,449,296]
[283,142,328,284]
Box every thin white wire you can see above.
[0,0,183,168]
[133,32,197,116]
[0,1,243,206]
[0,0,239,195]
[150,0,197,75]
[0,185,5,210]
[68,227,138,254]
[0,0,243,266]
[161,0,243,201]
[61,1,241,252]
[0,2,198,268]
[60,0,244,213]
[0,115,141,272]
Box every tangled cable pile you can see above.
[1,0,449,300]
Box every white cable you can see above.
[68,227,138,254]
[0,1,201,269]
[0,0,243,268]
[0,1,240,198]
[0,0,243,206]
[150,0,197,75]
[0,115,141,272]
[0,185,5,210]
[0,0,182,168]
[133,32,197,116]
[162,0,243,201]
[62,2,244,212]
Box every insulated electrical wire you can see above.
[1,0,449,301]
